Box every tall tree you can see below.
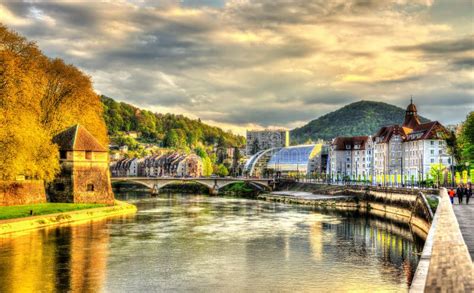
[0,24,108,181]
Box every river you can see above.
[0,191,423,292]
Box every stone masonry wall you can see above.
[73,165,114,205]
[0,180,46,206]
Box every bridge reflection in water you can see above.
[0,192,423,292]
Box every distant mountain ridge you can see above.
[290,100,430,143]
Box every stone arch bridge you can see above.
[111,177,275,195]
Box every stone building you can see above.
[48,125,114,204]
[246,129,289,156]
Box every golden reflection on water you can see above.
[0,220,109,293]
[0,194,422,292]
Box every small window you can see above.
[60,150,67,159]
[55,183,65,191]
[85,151,92,160]
[87,184,95,192]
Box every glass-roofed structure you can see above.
[244,144,324,177]
[267,145,322,175]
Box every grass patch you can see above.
[0,203,106,220]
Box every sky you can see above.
[1,0,473,135]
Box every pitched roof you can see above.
[405,121,449,141]
[53,124,107,152]
[332,136,370,150]
[373,124,407,143]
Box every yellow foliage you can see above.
[0,24,108,181]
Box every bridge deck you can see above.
[453,203,474,260]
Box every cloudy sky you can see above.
[1,0,473,135]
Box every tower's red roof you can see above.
[53,124,107,152]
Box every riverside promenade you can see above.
[410,188,473,292]
[453,203,474,260]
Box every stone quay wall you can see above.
[0,180,46,207]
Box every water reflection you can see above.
[0,221,109,293]
[0,192,423,292]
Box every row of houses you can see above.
[110,152,203,178]
[328,100,452,184]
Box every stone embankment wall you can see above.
[0,181,46,206]
[410,188,473,292]
[273,183,433,236]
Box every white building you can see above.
[328,136,373,181]
[329,100,451,185]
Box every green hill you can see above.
[101,96,245,149]
[290,100,430,143]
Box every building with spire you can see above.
[329,99,451,185]
[48,125,114,204]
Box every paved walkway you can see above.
[453,202,474,261]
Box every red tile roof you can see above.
[53,124,107,152]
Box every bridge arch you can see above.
[111,179,154,189]
[158,180,215,190]
[216,180,272,191]
[111,177,274,194]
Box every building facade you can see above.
[246,129,290,156]
[111,152,203,178]
[328,100,451,185]
[48,125,114,204]
[328,136,374,181]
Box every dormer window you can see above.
[345,145,351,150]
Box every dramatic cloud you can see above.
[1,0,472,134]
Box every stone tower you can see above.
[48,125,114,204]
[402,98,421,130]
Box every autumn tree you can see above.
[0,25,59,181]
[0,24,108,181]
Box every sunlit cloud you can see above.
[1,0,472,135]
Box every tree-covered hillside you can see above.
[102,96,245,149]
[291,100,430,143]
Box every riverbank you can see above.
[0,203,107,220]
[0,200,137,236]
[259,189,431,238]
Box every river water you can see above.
[0,191,423,292]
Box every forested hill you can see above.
[101,96,245,148]
[291,100,430,143]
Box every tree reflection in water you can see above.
[0,220,109,293]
